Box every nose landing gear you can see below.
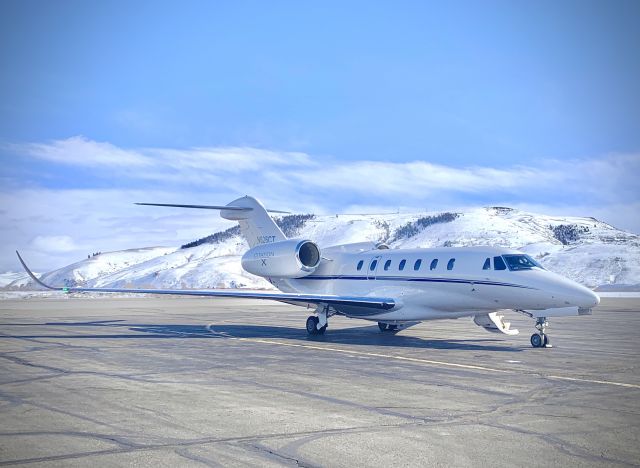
[530,317,551,348]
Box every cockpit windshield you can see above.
[502,254,544,271]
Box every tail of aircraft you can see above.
[136,196,288,248]
[219,196,287,247]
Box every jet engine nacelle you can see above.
[241,239,321,278]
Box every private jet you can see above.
[17,196,600,348]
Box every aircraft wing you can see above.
[16,251,396,311]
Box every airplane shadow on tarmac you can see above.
[2,319,521,352]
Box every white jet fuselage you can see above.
[270,245,599,322]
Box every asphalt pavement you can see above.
[0,296,638,467]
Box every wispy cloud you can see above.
[0,187,235,271]
[2,136,639,271]
[11,136,152,167]
[9,136,311,172]
[288,160,555,196]
[31,235,78,253]
[9,136,638,201]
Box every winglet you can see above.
[15,251,61,291]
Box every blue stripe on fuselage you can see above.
[295,275,535,289]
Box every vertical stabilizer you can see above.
[221,196,286,248]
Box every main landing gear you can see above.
[306,315,326,335]
[530,317,551,348]
[306,305,331,336]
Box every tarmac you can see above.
[0,296,638,467]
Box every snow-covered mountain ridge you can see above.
[5,207,640,290]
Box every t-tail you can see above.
[136,195,288,247]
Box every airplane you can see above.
[17,195,600,348]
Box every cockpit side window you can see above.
[430,259,438,270]
[357,260,364,271]
[493,256,507,270]
[482,258,491,270]
[447,258,455,270]
[503,254,544,271]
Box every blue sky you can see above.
[1,0,639,271]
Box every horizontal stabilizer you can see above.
[135,202,290,214]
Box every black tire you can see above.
[388,324,398,331]
[306,316,319,335]
[530,333,543,348]
[378,322,388,332]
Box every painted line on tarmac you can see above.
[547,375,640,389]
[206,324,640,389]
[206,324,509,373]
[251,338,510,373]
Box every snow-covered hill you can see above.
[5,207,640,291]
[0,271,37,288]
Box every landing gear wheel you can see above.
[306,316,319,335]
[530,333,543,348]
[531,317,551,348]
[378,322,388,332]
[388,324,398,332]
[318,325,327,335]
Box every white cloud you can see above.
[31,235,78,252]
[11,136,637,201]
[9,136,312,175]
[11,136,152,167]
[0,187,236,272]
[286,160,554,196]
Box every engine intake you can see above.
[241,239,321,278]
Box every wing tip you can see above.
[15,250,59,291]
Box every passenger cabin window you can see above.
[482,258,491,270]
[384,259,392,271]
[447,258,455,270]
[369,259,378,271]
[430,259,438,270]
[493,256,507,271]
[357,260,364,271]
[414,259,422,271]
[399,259,406,271]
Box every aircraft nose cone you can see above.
[589,289,601,307]
[573,286,600,308]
